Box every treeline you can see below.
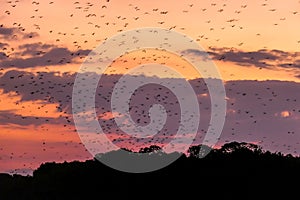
[1,141,299,199]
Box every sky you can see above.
[0,0,300,174]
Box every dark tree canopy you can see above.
[0,141,299,199]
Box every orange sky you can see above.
[1,0,299,79]
[0,0,300,174]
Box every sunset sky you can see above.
[0,0,300,174]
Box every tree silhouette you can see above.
[187,144,213,158]
[220,141,263,154]
[139,145,162,153]
[1,141,300,199]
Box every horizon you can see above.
[0,0,299,175]
[3,140,300,176]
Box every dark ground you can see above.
[1,141,299,200]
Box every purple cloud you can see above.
[0,71,299,154]
[0,42,8,49]
[183,48,300,70]
[0,26,39,40]
[0,47,90,68]
[0,110,65,126]
[18,43,56,56]
[0,52,8,60]
[0,27,15,36]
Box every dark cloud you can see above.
[0,43,10,61]
[0,71,299,154]
[0,47,91,68]
[0,52,8,60]
[0,70,75,111]
[183,48,300,70]
[22,31,40,39]
[0,42,8,49]
[0,26,39,40]
[181,49,211,61]
[0,110,63,126]
[280,59,300,69]
[18,43,57,56]
[0,27,15,36]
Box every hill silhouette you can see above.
[1,141,299,199]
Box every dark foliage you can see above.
[0,141,299,199]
